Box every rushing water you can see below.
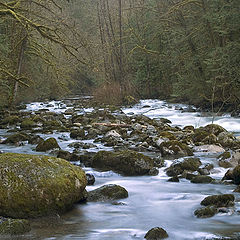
[1,98,240,240]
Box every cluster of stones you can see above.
[0,99,240,238]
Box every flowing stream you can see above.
[1,98,240,240]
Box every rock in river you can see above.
[87,184,128,202]
[91,150,156,176]
[144,227,169,239]
[0,153,87,218]
[0,217,31,235]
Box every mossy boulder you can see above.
[70,129,85,139]
[194,206,217,218]
[20,119,37,130]
[217,131,237,148]
[201,194,235,207]
[144,227,169,240]
[87,184,128,202]
[36,137,60,152]
[202,124,227,136]
[0,153,87,218]
[2,133,30,144]
[1,115,20,125]
[159,131,176,140]
[166,158,201,176]
[232,165,240,185]
[160,140,193,157]
[91,150,155,176]
[191,175,214,184]
[0,217,31,235]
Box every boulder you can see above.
[87,184,128,202]
[193,145,225,153]
[202,124,227,136]
[1,115,20,125]
[0,153,87,218]
[191,175,214,184]
[217,132,237,148]
[20,119,37,130]
[86,173,95,185]
[201,194,235,207]
[194,206,217,218]
[144,227,168,240]
[70,129,85,139]
[233,165,240,184]
[159,140,193,157]
[0,217,31,235]
[91,150,156,176]
[166,158,201,177]
[36,137,60,152]
[2,133,30,144]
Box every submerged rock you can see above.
[0,153,87,218]
[0,217,31,235]
[36,137,60,152]
[91,150,156,176]
[87,184,128,202]
[144,227,169,239]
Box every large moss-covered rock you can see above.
[201,194,235,207]
[36,137,60,152]
[70,128,85,139]
[159,140,193,157]
[20,119,37,130]
[91,150,155,176]
[202,124,227,136]
[144,227,169,240]
[0,217,31,235]
[87,184,128,202]
[0,153,87,218]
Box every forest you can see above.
[0,0,240,111]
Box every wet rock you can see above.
[203,124,227,136]
[36,137,60,152]
[2,132,30,144]
[167,176,179,182]
[160,140,193,157]
[219,150,240,168]
[28,135,44,145]
[185,173,197,180]
[0,217,31,235]
[193,129,214,144]
[148,167,159,176]
[87,184,128,202]
[1,115,20,126]
[234,185,240,193]
[194,206,217,218]
[191,175,214,184]
[193,145,225,153]
[57,150,79,162]
[201,194,235,207]
[86,173,95,185]
[217,131,238,148]
[91,150,156,176]
[20,119,37,130]
[70,128,85,139]
[105,130,122,138]
[0,153,87,218]
[222,169,234,181]
[233,165,240,184]
[144,227,169,239]
[166,158,201,177]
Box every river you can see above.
[1,98,240,240]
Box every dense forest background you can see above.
[0,0,239,112]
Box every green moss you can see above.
[144,227,169,239]
[0,153,87,218]
[159,131,176,140]
[217,151,231,160]
[202,124,227,136]
[20,119,37,129]
[0,218,31,235]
